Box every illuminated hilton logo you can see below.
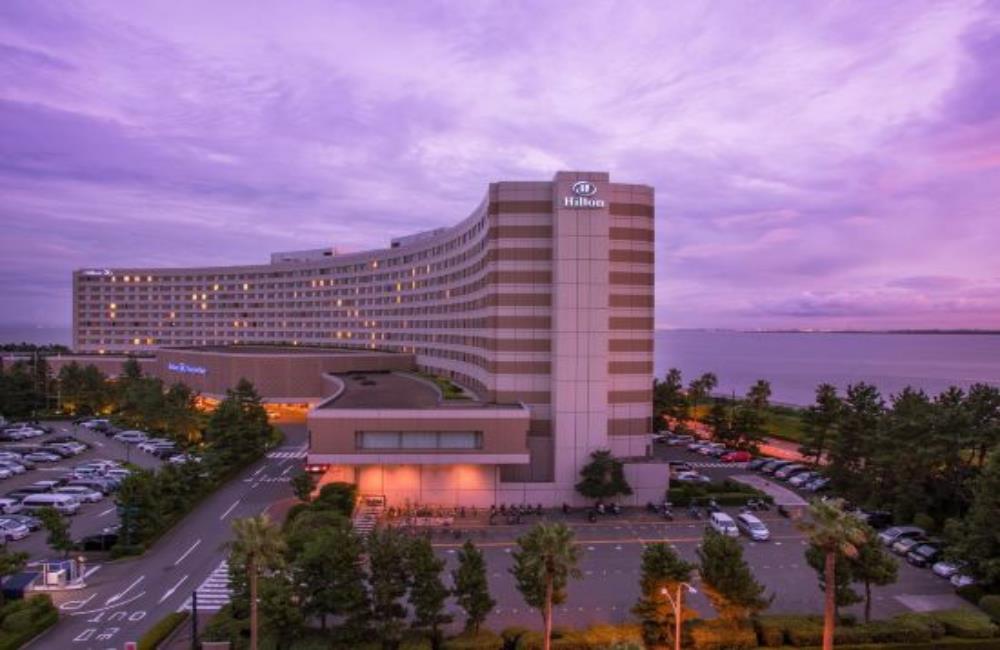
[167,362,207,376]
[563,180,605,208]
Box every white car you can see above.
[168,454,200,464]
[674,471,711,484]
[23,452,61,463]
[736,512,771,541]
[113,431,148,444]
[950,574,976,588]
[0,468,11,480]
[55,486,103,503]
[0,519,30,541]
[709,512,739,537]
[0,461,26,475]
[932,560,964,579]
[137,439,171,452]
[0,498,22,514]
[105,468,132,479]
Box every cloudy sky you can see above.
[1,0,998,334]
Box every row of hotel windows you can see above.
[355,431,483,450]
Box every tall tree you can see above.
[510,523,582,650]
[229,514,286,650]
[849,526,898,623]
[38,507,74,558]
[965,383,1000,468]
[731,379,772,451]
[368,527,411,650]
[407,536,452,650]
[632,542,696,648]
[799,498,868,650]
[452,540,495,635]
[654,368,687,423]
[290,470,316,502]
[805,545,861,622]
[707,400,736,445]
[945,449,1000,589]
[258,573,304,650]
[697,529,770,624]
[799,384,842,463]
[575,450,632,503]
[293,522,369,637]
[0,546,27,605]
[827,383,884,501]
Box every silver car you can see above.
[736,512,771,541]
[0,518,30,541]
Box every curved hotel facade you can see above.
[72,171,659,505]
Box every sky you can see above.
[1,0,999,336]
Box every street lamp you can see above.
[661,582,697,650]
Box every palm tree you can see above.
[799,499,867,650]
[229,514,286,650]
[509,523,582,650]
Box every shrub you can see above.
[139,611,188,650]
[894,612,946,640]
[928,609,999,639]
[754,616,790,647]
[444,630,503,650]
[978,595,1000,623]
[0,595,58,650]
[956,584,987,606]
[689,620,758,650]
[575,624,643,648]
[500,626,531,650]
[913,512,937,533]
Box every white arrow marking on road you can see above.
[280,464,293,476]
[98,507,115,517]
[59,592,96,611]
[159,574,189,604]
[174,539,201,565]
[84,564,102,578]
[219,499,241,520]
[105,575,144,605]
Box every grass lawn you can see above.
[688,401,806,443]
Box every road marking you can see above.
[84,565,102,578]
[159,574,189,604]
[280,464,293,476]
[106,575,144,605]
[60,592,97,611]
[70,591,146,616]
[98,507,115,517]
[174,539,201,565]
[219,499,241,520]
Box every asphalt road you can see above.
[29,423,305,650]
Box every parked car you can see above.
[746,458,770,471]
[0,498,22,515]
[0,468,11,480]
[668,460,694,473]
[907,543,943,568]
[66,479,115,495]
[851,509,893,530]
[55,486,103,503]
[878,525,926,547]
[105,468,132,480]
[668,435,694,446]
[653,435,672,444]
[735,512,770,541]
[709,512,739,537]
[0,514,40,531]
[0,519,30,541]
[774,464,809,480]
[167,454,200,465]
[804,477,830,492]
[686,441,709,452]
[950,574,976,588]
[113,430,148,444]
[20,493,81,515]
[23,452,61,463]
[673,471,712,484]
[152,446,179,459]
[762,460,794,475]
[932,560,964,579]
[698,443,726,456]
[788,471,818,487]
[892,535,929,556]
[138,438,172,453]
[79,531,118,551]
[721,450,752,463]
[0,461,26,475]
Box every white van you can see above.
[709,512,739,537]
[21,493,81,515]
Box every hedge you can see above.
[138,611,189,650]
[508,624,643,649]
[443,630,503,649]
[0,595,59,650]
[753,612,966,648]
[925,610,998,639]
[668,480,773,507]
[689,620,758,649]
[978,595,1000,624]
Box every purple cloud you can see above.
[0,0,998,331]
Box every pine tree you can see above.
[452,540,495,634]
[574,450,633,503]
[632,542,696,648]
[827,383,884,502]
[368,527,410,650]
[945,449,1000,588]
[407,536,452,650]
[799,384,842,463]
[849,526,898,623]
[697,529,771,624]
[293,524,369,638]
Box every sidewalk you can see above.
[676,419,811,462]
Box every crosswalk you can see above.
[179,560,231,612]
[267,448,307,459]
[684,461,749,469]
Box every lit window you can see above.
[133,338,140,345]
[243,283,249,290]
[110,303,117,309]
[213,284,219,291]
[147,276,152,282]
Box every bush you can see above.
[445,630,503,650]
[689,620,758,650]
[893,613,946,641]
[500,626,531,649]
[755,616,790,647]
[978,595,1000,623]
[956,584,987,606]
[139,611,188,650]
[0,595,58,650]
[927,609,998,639]
[912,512,937,533]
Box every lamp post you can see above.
[661,582,697,650]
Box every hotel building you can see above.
[70,171,661,505]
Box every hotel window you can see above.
[356,431,482,450]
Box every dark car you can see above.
[152,446,179,459]
[746,458,770,471]
[907,543,942,568]
[79,532,119,551]
[762,460,793,475]
[855,509,893,530]
[668,460,693,473]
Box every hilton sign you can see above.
[563,180,605,208]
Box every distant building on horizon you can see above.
[68,171,661,505]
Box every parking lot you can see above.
[0,421,161,559]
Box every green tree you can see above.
[229,514,286,650]
[0,546,27,605]
[407,536,452,650]
[827,383,884,501]
[293,522,369,637]
[509,523,582,650]
[799,384,842,463]
[290,470,316,502]
[452,540,495,635]
[800,498,868,650]
[368,527,411,650]
[872,388,934,520]
[312,481,357,517]
[0,362,36,418]
[204,379,274,470]
[707,400,736,444]
[805,545,861,621]
[849,526,898,623]
[966,383,1000,468]
[732,379,772,451]
[574,449,632,503]
[654,368,687,423]
[687,373,719,406]
[697,529,770,624]
[945,449,1000,589]
[37,507,74,558]
[258,573,304,650]
[283,509,350,559]
[115,468,163,547]
[632,542,696,648]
